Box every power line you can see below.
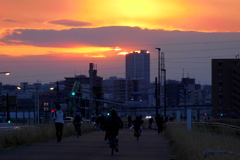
[108,40,240,47]
[0,53,236,63]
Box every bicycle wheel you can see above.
[111,147,114,155]
[136,130,140,140]
[110,137,115,155]
[76,126,80,137]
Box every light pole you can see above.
[161,69,166,118]
[155,48,161,116]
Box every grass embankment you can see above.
[0,122,94,150]
[165,120,240,160]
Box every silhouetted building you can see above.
[212,59,240,118]
[165,80,181,108]
[126,50,150,101]
[179,78,203,106]
[103,76,140,102]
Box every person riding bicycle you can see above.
[132,115,143,137]
[73,109,83,137]
[105,108,123,152]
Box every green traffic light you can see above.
[7,120,11,123]
[72,92,75,96]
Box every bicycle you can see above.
[108,135,118,155]
[134,129,141,140]
[94,123,100,131]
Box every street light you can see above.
[0,72,10,75]
[161,69,166,119]
[155,48,161,116]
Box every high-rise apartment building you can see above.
[126,50,150,101]
[212,59,240,118]
[103,76,140,102]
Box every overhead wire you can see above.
[1,39,239,84]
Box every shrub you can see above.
[0,122,94,150]
[165,123,240,160]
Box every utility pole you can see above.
[6,93,10,123]
[180,80,191,119]
[162,69,166,118]
[155,48,161,116]
[155,77,158,115]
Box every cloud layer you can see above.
[48,19,92,27]
[2,26,240,48]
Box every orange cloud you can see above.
[1,0,240,32]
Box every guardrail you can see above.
[192,122,240,131]
[192,122,240,159]
[203,150,240,159]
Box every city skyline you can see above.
[1,1,240,85]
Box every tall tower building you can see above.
[126,50,150,101]
[212,59,240,118]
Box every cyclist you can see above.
[73,109,83,137]
[105,108,123,152]
[132,115,143,137]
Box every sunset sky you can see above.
[1,0,240,85]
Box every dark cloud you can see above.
[48,19,91,27]
[1,26,240,52]
[0,26,240,85]
[2,19,17,22]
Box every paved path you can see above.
[0,128,175,160]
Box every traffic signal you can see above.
[107,113,110,116]
[7,117,11,123]
[51,110,56,119]
[203,113,207,116]
[71,92,75,96]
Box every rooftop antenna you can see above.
[236,54,239,59]
[182,68,184,78]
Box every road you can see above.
[0,128,175,160]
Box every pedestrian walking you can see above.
[53,104,65,142]
[155,114,164,134]
[148,117,153,129]
[127,115,132,127]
